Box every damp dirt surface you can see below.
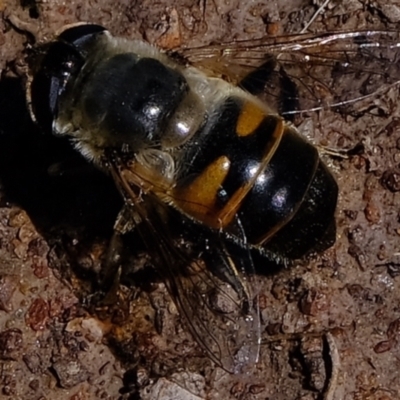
[1,0,400,399]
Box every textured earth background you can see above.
[1,0,400,399]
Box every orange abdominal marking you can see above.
[174,117,284,230]
[236,101,267,137]
[174,155,231,227]
[217,118,284,227]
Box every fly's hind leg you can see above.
[239,57,300,122]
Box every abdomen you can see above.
[172,88,338,260]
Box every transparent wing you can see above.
[112,164,261,374]
[177,30,400,115]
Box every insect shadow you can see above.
[0,75,123,285]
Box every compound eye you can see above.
[58,24,107,47]
[30,24,107,134]
[30,41,84,133]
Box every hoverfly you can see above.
[27,23,400,373]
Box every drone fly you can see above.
[28,24,400,372]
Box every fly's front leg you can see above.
[99,204,138,303]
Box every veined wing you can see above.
[112,163,261,374]
[177,30,400,115]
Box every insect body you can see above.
[30,24,338,258]
[28,24,340,372]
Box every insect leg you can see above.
[239,57,277,96]
[98,205,137,301]
[239,58,300,121]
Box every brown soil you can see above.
[1,0,400,399]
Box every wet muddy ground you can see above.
[1,0,400,399]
